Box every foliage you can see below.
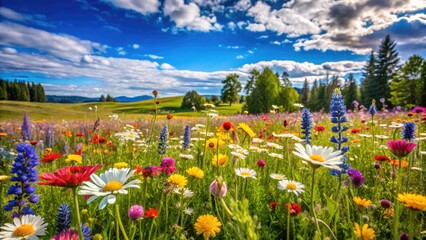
[300,78,310,106]
[181,90,206,111]
[342,74,359,110]
[221,73,242,106]
[0,79,45,102]
[389,55,425,108]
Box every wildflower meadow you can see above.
[0,90,425,240]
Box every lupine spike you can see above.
[301,108,312,145]
[56,204,71,233]
[158,125,169,154]
[401,122,416,141]
[21,113,32,141]
[182,125,191,150]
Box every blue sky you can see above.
[0,0,425,97]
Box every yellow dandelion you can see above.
[186,167,204,179]
[353,196,372,208]
[45,148,52,154]
[114,162,129,169]
[397,193,426,211]
[0,175,11,182]
[237,123,256,138]
[194,214,222,239]
[354,223,375,240]
[383,208,394,218]
[206,138,225,150]
[167,174,188,188]
[212,154,229,167]
[65,154,82,164]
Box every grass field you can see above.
[0,97,244,121]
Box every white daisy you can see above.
[78,168,141,210]
[0,215,48,240]
[173,188,194,198]
[270,173,286,181]
[266,142,284,149]
[268,152,283,159]
[184,207,194,215]
[235,168,257,179]
[277,180,305,196]
[292,143,343,170]
[179,153,194,160]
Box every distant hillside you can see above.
[46,95,98,103]
[115,95,153,102]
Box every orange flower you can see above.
[145,208,159,218]
[390,160,409,167]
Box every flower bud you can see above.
[209,177,227,198]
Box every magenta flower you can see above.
[128,205,144,220]
[387,140,416,158]
[411,106,426,114]
[209,179,227,198]
[51,229,80,240]
[257,159,266,168]
[159,157,177,175]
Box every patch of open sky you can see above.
[0,72,102,87]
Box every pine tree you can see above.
[0,79,7,100]
[244,69,259,95]
[99,94,106,102]
[308,79,318,110]
[361,51,376,106]
[343,73,359,110]
[374,35,399,108]
[106,94,115,102]
[300,78,310,106]
[221,73,242,106]
[37,83,45,102]
[420,61,426,106]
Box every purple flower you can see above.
[21,113,32,141]
[387,140,416,158]
[347,169,364,187]
[128,205,144,220]
[159,157,176,175]
[380,199,392,209]
[209,178,227,198]
[411,106,426,114]
[399,233,409,240]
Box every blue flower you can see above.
[301,108,312,145]
[56,204,71,233]
[402,122,416,141]
[157,125,169,155]
[4,144,39,217]
[20,113,32,141]
[369,100,377,116]
[182,125,191,150]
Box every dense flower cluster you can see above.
[4,144,39,217]
[157,125,169,154]
[301,108,312,145]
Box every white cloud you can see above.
[104,0,160,14]
[118,50,127,55]
[272,41,281,45]
[228,21,236,30]
[145,54,164,59]
[233,0,252,11]
[132,44,140,49]
[236,55,244,59]
[160,63,175,70]
[0,22,107,61]
[237,21,247,29]
[226,45,240,49]
[0,7,25,21]
[2,47,18,54]
[246,23,266,32]
[163,0,223,32]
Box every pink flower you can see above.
[51,229,80,240]
[128,205,144,220]
[159,157,177,175]
[209,179,227,198]
[387,140,416,158]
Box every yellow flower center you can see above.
[309,154,325,162]
[286,183,297,190]
[103,181,123,191]
[13,224,35,237]
[240,172,251,177]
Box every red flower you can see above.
[92,134,106,144]
[167,114,173,120]
[270,202,280,210]
[374,155,390,162]
[407,112,414,117]
[387,140,416,158]
[76,133,84,137]
[221,122,235,131]
[314,126,326,132]
[283,120,288,127]
[30,141,38,146]
[38,165,102,188]
[145,208,159,218]
[286,203,301,216]
[350,128,361,134]
[41,152,63,163]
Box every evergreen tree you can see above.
[281,71,291,87]
[221,73,242,106]
[389,55,424,108]
[361,51,376,106]
[300,78,310,106]
[29,82,38,102]
[374,35,399,108]
[244,69,259,95]
[37,83,45,102]
[0,79,7,100]
[343,73,359,110]
[420,61,426,106]
[106,94,115,102]
[308,79,318,110]
[99,94,106,102]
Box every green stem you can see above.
[115,203,129,240]
[310,168,321,236]
[219,198,234,219]
[393,159,403,240]
[287,203,291,240]
[72,187,84,240]
[408,210,415,240]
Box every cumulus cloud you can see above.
[132,44,140,49]
[236,55,244,59]
[0,22,107,61]
[0,7,25,21]
[245,0,426,54]
[104,0,160,15]
[2,47,18,54]
[163,0,222,32]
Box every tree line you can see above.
[0,79,46,102]
[299,35,426,111]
